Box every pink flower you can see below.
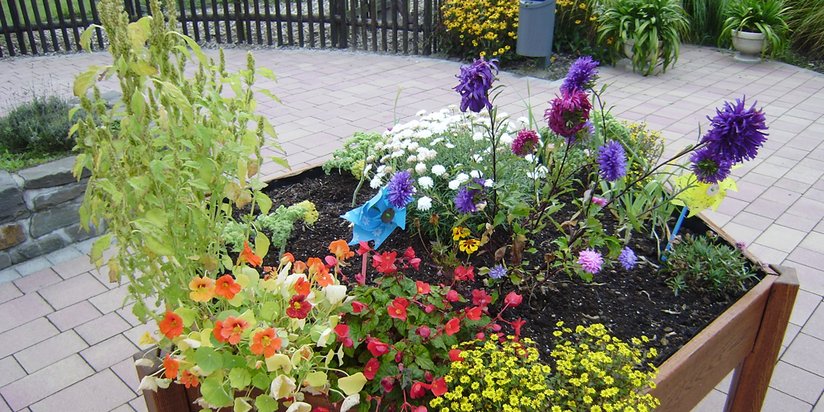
[367,338,391,357]
[445,318,461,336]
[364,357,380,380]
[471,289,492,308]
[387,297,410,321]
[592,196,607,207]
[504,291,523,307]
[445,289,461,303]
[578,249,604,274]
[417,325,431,339]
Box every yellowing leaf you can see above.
[127,17,152,49]
[304,371,327,388]
[139,331,158,346]
[254,233,270,260]
[90,234,112,267]
[234,398,252,412]
[73,66,100,97]
[337,373,367,396]
[265,354,292,373]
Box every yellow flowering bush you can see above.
[440,0,519,60]
[431,336,554,412]
[554,0,602,55]
[548,323,660,412]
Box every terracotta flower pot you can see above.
[731,30,766,62]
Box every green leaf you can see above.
[257,67,277,80]
[175,307,198,327]
[254,395,279,412]
[201,375,232,407]
[229,368,252,389]
[252,372,272,390]
[145,235,174,256]
[73,66,100,97]
[79,26,98,51]
[254,233,270,260]
[194,347,223,374]
[338,373,367,396]
[90,234,112,267]
[233,398,252,412]
[127,17,152,49]
[133,61,158,76]
[255,191,272,215]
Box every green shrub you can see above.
[554,0,604,58]
[223,200,318,253]
[719,0,790,58]
[665,233,758,296]
[0,95,75,155]
[785,0,824,58]
[682,0,730,44]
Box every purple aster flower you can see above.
[511,129,540,157]
[489,264,507,280]
[701,97,768,164]
[454,179,485,214]
[545,90,592,138]
[578,249,603,274]
[560,56,599,95]
[597,141,628,181]
[618,247,637,270]
[592,196,607,207]
[386,170,415,208]
[454,57,498,113]
[690,148,732,184]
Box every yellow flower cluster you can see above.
[548,323,660,412]
[441,0,518,59]
[618,121,665,183]
[431,336,553,412]
[554,0,599,54]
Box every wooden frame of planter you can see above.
[134,166,799,412]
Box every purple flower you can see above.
[597,141,628,181]
[578,249,603,274]
[454,179,485,214]
[560,56,599,95]
[619,247,637,270]
[592,196,607,207]
[454,57,498,113]
[386,171,415,208]
[690,148,732,184]
[489,264,507,280]
[701,97,768,164]
[545,90,592,138]
[511,129,540,157]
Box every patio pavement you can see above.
[0,45,823,411]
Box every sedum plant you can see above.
[665,233,759,296]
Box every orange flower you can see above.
[308,257,334,287]
[281,252,295,265]
[293,260,307,274]
[158,311,183,339]
[329,239,355,260]
[163,354,179,379]
[294,277,311,296]
[219,316,249,345]
[188,276,215,302]
[213,320,228,343]
[239,241,262,267]
[215,274,241,300]
[315,270,334,287]
[180,370,199,388]
[250,328,282,358]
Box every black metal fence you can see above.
[0,0,440,57]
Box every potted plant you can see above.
[597,0,689,75]
[719,0,790,61]
[73,0,369,410]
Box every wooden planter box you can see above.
[135,166,799,412]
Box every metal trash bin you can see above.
[516,0,556,62]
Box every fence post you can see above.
[330,0,347,48]
[422,0,432,54]
[234,0,245,43]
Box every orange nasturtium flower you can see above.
[180,370,199,388]
[294,277,311,296]
[293,260,308,274]
[163,354,180,379]
[188,276,215,302]
[215,274,242,300]
[158,311,183,339]
[308,257,334,287]
[281,252,295,265]
[219,316,249,345]
[239,241,263,267]
[329,239,355,260]
[250,328,283,358]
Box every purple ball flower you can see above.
[545,90,592,138]
[701,97,768,164]
[619,247,637,270]
[511,129,540,157]
[690,148,732,184]
[597,141,628,181]
[454,57,498,113]
[489,264,507,280]
[454,179,485,214]
[386,170,415,208]
[560,56,599,95]
[578,249,603,274]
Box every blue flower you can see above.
[597,141,628,181]
[489,264,507,280]
[454,179,485,214]
[619,247,638,270]
[386,170,415,208]
[454,57,498,113]
[701,97,768,164]
[690,148,732,184]
[560,56,599,94]
[341,187,406,249]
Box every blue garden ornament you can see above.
[342,187,407,249]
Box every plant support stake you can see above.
[662,206,689,261]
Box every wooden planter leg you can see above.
[724,267,799,412]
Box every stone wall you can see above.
[0,156,104,269]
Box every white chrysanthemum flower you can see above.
[445,143,456,149]
[418,176,434,189]
[472,131,484,141]
[370,176,383,189]
[391,150,404,158]
[524,154,536,162]
[456,173,470,184]
[484,179,493,187]
[417,129,433,139]
[431,165,446,176]
[406,155,417,163]
[417,196,433,211]
[472,154,483,163]
[527,165,549,180]
[470,170,482,179]
[500,132,513,145]
[448,179,461,190]
[415,163,427,174]
[407,141,419,152]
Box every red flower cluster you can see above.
[387,297,410,321]
[286,294,311,319]
[454,265,475,282]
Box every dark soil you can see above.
[259,168,763,366]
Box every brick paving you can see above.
[1,45,823,411]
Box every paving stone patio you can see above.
[0,45,822,411]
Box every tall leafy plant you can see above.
[682,0,730,44]
[71,0,282,321]
[783,0,822,58]
[719,0,790,58]
[597,0,690,75]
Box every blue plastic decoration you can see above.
[342,187,407,249]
